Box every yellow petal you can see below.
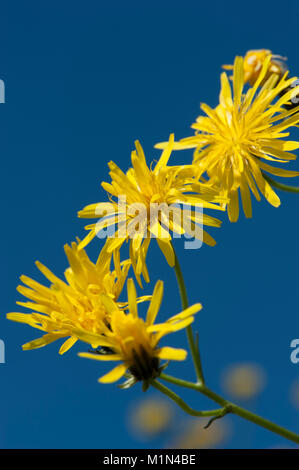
[78,352,122,361]
[78,230,97,250]
[240,178,252,219]
[259,161,299,178]
[7,312,39,326]
[168,303,202,323]
[150,220,171,241]
[98,364,127,383]
[78,202,115,218]
[99,293,119,315]
[148,316,194,335]
[59,336,77,355]
[35,261,67,287]
[154,140,195,151]
[227,190,239,223]
[154,134,174,173]
[156,238,175,267]
[72,328,113,348]
[127,278,138,317]
[22,333,63,350]
[233,56,244,107]
[220,72,232,106]
[146,280,164,325]
[250,159,281,207]
[155,347,187,361]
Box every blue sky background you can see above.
[1,0,299,449]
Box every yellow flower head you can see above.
[78,135,224,284]
[157,56,299,222]
[78,279,202,386]
[7,241,136,354]
[223,49,288,86]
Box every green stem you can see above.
[167,245,299,444]
[150,379,229,419]
[159,373,299,444]
[172,246,205,384]
[160,372,204,391]
[168,241,299,444]
[262,172,299,193]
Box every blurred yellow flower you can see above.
[128,396,174,437]
[78,279,202,385]
[289,379,299,410]
[7,241,136,354]
[222,363,266,400]
[223,49,288,86]
[78,135,224,284]
[156,56,299,222]
[169,417,230,449]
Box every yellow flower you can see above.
[78,279,202,386]
[222,363,266,400]
[129,397,174,436]
[223,49,288,86]
[7,241,141,354]
[78,135,224,283]
[156,56,299,222]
